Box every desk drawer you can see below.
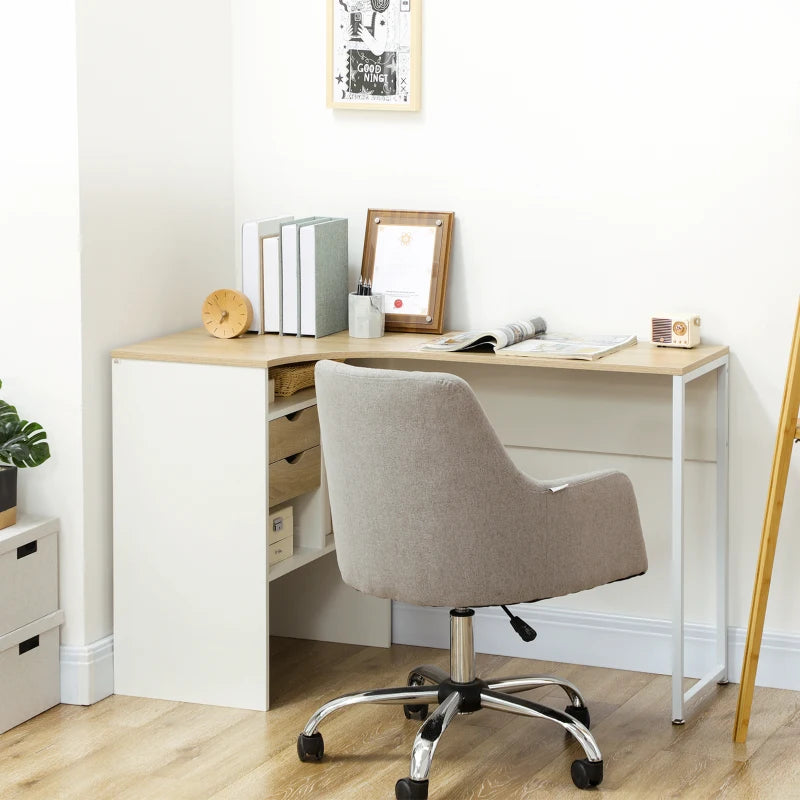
[269,405,319,464]
[0,529,58,635]
[269,446,321,506]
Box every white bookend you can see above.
[242,215,293,334]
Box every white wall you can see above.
[233,1,800,633]
[2,1,235,666]
[75,0,235,645]
[0,6,85,640]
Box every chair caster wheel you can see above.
[565,703,591,728]
[571,758,603,789]
[395,777,429,799]
[403,703,429,721]
[297,732,324,762]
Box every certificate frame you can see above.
[327,0,421,112]
[360,209,454,334]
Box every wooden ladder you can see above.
[733,297,800,743]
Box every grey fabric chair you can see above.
[297,360,648,799]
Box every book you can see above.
[299,218,348,338]
[241,216,293,334]
[262,233,283,333]
[419,317,547,352]
[281,218,329,335]
[496,333,638,361]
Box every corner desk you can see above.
[111,328,729,723]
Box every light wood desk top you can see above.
[112,327,729,377]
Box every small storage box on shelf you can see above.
[0,611,63,734]
[0,515,63,734]
[268,506,294,566]
[0,516,58,634]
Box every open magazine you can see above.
[419,317,547,352]
[496,333,637,361]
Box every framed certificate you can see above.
[360,209,454,334]
[327,0,421,111]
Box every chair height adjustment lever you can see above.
[500,605,537,642]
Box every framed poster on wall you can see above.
[327,0,421,111]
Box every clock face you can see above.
[202,289,253,339]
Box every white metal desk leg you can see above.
[717,360,730,682]
[672,376,686,724]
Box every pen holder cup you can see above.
[348,292,385,339]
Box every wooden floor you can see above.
[2,638,800,799]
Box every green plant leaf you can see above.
[0,382,50,468]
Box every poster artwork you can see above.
[332,0,413,107]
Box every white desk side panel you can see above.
[112,359,269,710]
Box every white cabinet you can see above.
[111,358,390,711]
[0,516,64,734]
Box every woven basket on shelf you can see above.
[271,362,317,398]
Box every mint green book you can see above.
[299,218,348,338]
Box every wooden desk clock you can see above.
[202,289,253,339]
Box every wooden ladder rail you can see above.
[733,297,800,743]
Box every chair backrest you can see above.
[314,360,544,605]
[314,360,647,608]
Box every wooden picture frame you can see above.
[360,209,454,334]
[327,0,421,112]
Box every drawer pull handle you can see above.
[19,635,39,655]
[17,541,38,559]
[286,452,303,464]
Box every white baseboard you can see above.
[392,603,800,691]
[60,634,114,705]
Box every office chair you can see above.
[297,361,648,799]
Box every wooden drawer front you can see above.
[269,405,319,464]
[0,532,58,635]
[0,624,61,734]
[268,536,294,566]
[269,446,321,506]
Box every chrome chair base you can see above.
[297,609,604,798]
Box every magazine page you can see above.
[419,316,546,352]
[496,333,637,361]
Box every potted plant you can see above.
[0,379,50,530]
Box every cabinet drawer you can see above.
[0,529,58,635]
[269,405,319,464]
[0,614,62,734]
[268,535,294,566]
[269,446,321,506]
